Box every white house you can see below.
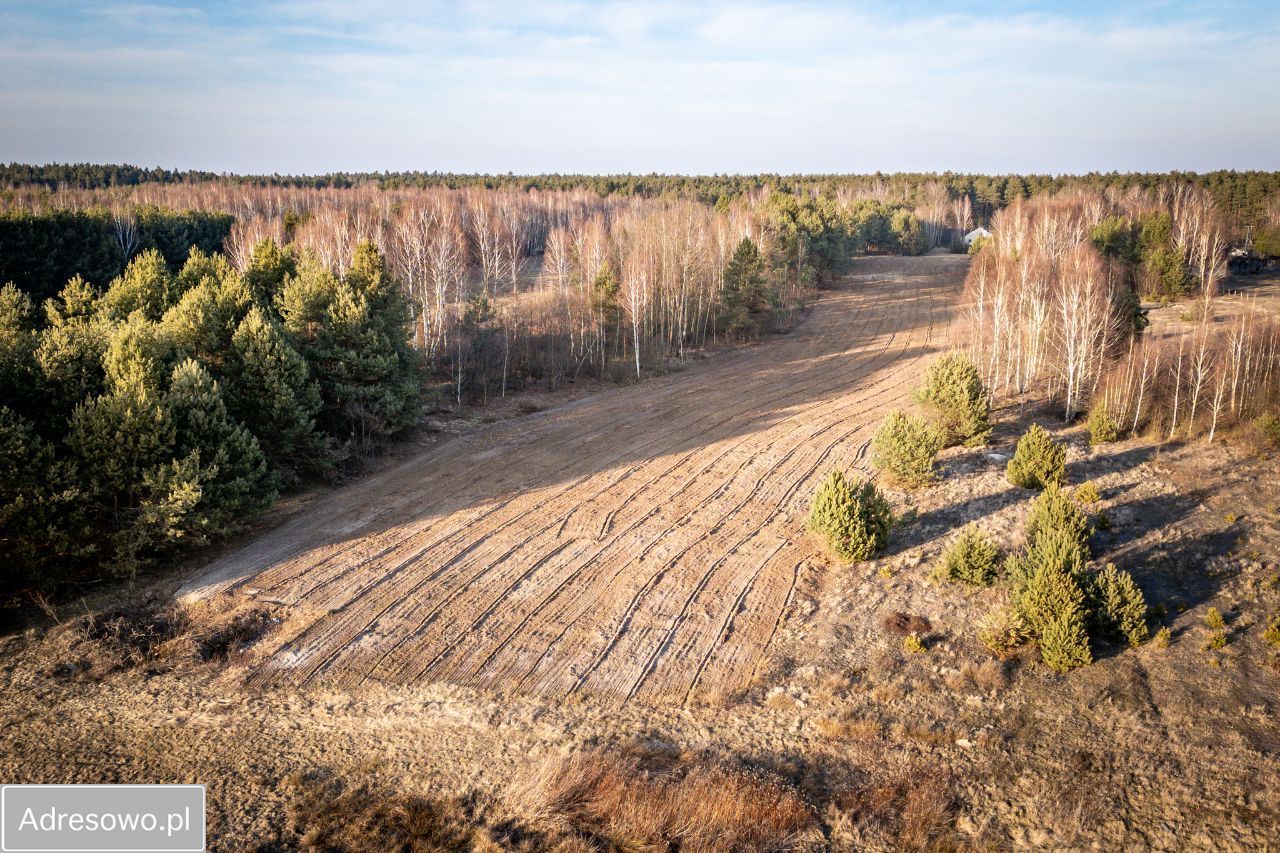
[963,226,992,247]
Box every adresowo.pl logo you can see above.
[1,785,204,852]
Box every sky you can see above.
[1,0,1277,175]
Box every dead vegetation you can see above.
[512,743,817,852]
[829,768,955,852]
[280,771,505,852]
[47,594,278,680]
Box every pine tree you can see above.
[0,407,85,586]
[174,246,237,295]
[1025,482,1089,552]
[1039,607,1093,673]
[937,525,1000,586]
[228,306,328,479]
[39,277,108,423]
[43,275,99,326]
[1006,424,1066,490]
[720,237,770,337]
[165,358,276,540]
[1087,563,1149,647]
[0,284,38,417]
[313,284,419,445]
[35,318,108,421]
[871,410,944,487]
[161,271,254,375]
[1015,538,1088,636]
[68,358,175,574]
[806,470,893,562]
[102,312,175,393]
[278,251,420,447]
[915,352,991,447]
[243,238,297,302]
[99,249,177,321]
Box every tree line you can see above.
[6,163,1280,234]
[0,206,233,302]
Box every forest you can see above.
[5,162,1280,234]
[0,177,932,592]
[3,167,1279,597]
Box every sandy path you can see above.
[180,255,966,702]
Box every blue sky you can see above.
[1,1,1277,174]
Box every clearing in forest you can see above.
[181,255,965,703]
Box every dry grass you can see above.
[48,594,279,680]
[944,659,1007,694]
[814,715,883,742]
[512,744,816,852]
[282,771,500,852]
[833,769,955,852]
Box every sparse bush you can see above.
[1087,405,1121,445]
[1262,614,1280,648]
[1204,630,1227,651]
[937,525,1000,587]
[1154,626,1172,648]
[1204,607,1225,631]
[1026,483,1090,551]
[914,352,991,447]
[1039,608,1093,673]
[903,634,926,654]
[807,470,893,562]
[976,605,1029,659]
[1006,424,1066,489]
[1253,413,1280,449]
[1086,564,1149,647]
[1074,480,1102,505]
[871,411,944,487]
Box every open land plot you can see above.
[180,255,965,703]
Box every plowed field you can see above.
[180,255,965,702]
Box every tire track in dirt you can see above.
[182,256,966,703]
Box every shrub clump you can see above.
[807,470,893,563]
[1086,563,1149,647]
[871,411,944,488]
[977,605,1029,659]
[914,352,992,447]
[1039,609,1093,674]
[1006,424,1066,490]
[1262,614,1280,648]
[1025,483,1090,552]
[1074,480,1102,505]
[1087,405,1121,445]
[936,526,1000,587]
[1253,413,1280,449]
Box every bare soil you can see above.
[2,255,1278,850]
[179,255,963,703]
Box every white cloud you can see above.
[0,0,1276,173]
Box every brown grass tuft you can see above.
[512,745,816,852]
[283,771,489,851]
[835,770,954,852]
[814,716,882,742]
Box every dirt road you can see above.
[181,255,965,703]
